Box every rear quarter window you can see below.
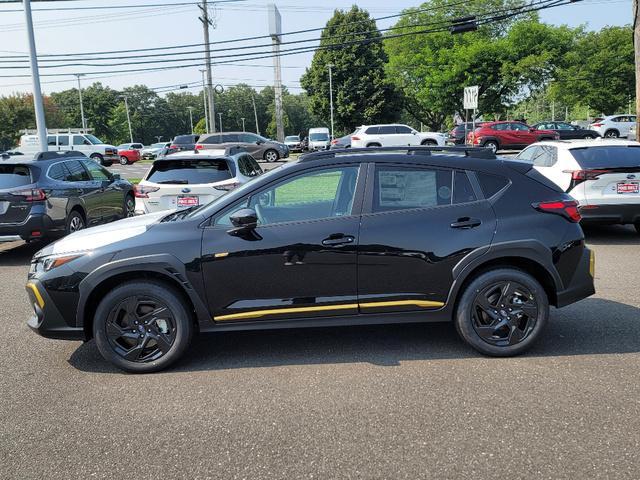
[146,159,234,185]
[476,172,509,198]
[569,146,640,169]
[0,164,33,188]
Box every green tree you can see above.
[301,6,398,133]
[549,26,634,115]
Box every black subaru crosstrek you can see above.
[1,151,134,241]
[26,146,595,373]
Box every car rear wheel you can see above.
[264,149,279,162]
[93,281,194,373]
[635,222,640,234]
[66,210,85,235]
[124,194,135,218]
[120,156,129,165]
[455,268,549,356]
[604,129,619,138]
[483,140,499,153]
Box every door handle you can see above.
[450,217,481,229]
[322,234,355,246]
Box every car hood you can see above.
[34,211,169,258]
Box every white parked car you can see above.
[350,124,445,148]
[589,115,636,138]
[141,142,170,159]
[17,131,119,166]
[516,139,640,233]
[134,147,262,215]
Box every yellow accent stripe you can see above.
[214,299,444,322]
[589,250,596,277]
[26,283,44,308]
[214,252,229,258]
[359,300,444,309]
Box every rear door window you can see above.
[570,146,640,169]
[373,166,452,212]
[222,134,240,142]
[64,160,91,182]
[238,155,261,177]
[378,126,396,135]
[453,171,477,204]
[0,164,33,188]
[48,162,70,181]
[365,127,379,135]
[395,125,412,134]
[47,136,57,146]
[58,136,69,146]
[200,134,222,145]
[146,159,234,185]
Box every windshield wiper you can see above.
[157,179,188,184]
[161,205,200,222]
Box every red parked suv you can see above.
[116,143,142,165]
[467,121,559,153]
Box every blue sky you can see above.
[0,0,631,97]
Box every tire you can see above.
[124,194,135,218]
[90,153,105,166]
[421,139,438,146]
[65,209,85,235]
[454,268,549,357]
[635,223,640,235]
[93,281,194,373]
[264,149,279,162]
[604,129,619,138]
[120,156,130,165]
[483,140,499,153]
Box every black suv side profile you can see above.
[1,151,134,241]
[26,146,595,372]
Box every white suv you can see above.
[589,115,636,138]
[351,124,445,148]
[17,131,119,166]
[134,148,262,214]
[516,139,640,233]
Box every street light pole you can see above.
[187,106,194,134]
[23,0,47,152]
[218,113,223,134]
[75,74,86,130]
[327,63,335,140]
[120,95,133,143]
[251,94,260,135]
[199,69,209,133]
[241,117,245,132]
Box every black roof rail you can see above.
[34,150,87,161]
[299,145,496,162]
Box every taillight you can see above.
[10,188,47,201]
[533,200,581,223]
[591,123,603,128]
[565,169,611,181]
[351,136,360,141]
[195,144,204,150]
[133,184,160,198]
[170,144,179,149]
[213,182,240,192]
[331,139,338,144]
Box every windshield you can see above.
[285,136,299,142]
[151,143,166,148]
[84,134,103,145]
[0,164,33,188]
[310,133,329,141]
[570,146,640,169]
[147,159,234,185]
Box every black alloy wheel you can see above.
[634,222,640,235]
[93,281,194,373]
[66,210,85,234]
[604,130,619,138]
[124,195,135,218]
[455,268,548,356]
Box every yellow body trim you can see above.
[214,299,444,322]
[214,252,229,259]
[359,300,444,309]
[589,250,596,277]
[26,283,44,308]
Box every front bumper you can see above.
[556,248,596,308]
[25,280,85,340]
[104,153,119,162]
[579,204,640,225]
[0,213,55,240]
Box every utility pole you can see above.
[241,117,246,132]
[252,94,260,135]
[155,136,163,142]
[269,3,284,142]
[199,69,209,133]
[218,113,223,134]
[120,95,133,143]
[23,0,47,152]
[327,63,335,140]
[551,101,555,122]
[199,0,216,132]
[187,106,194,134]
[635,0,640,139]
[75,74,86,130]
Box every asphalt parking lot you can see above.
[1,224,639,479]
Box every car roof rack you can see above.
[34,150,87,161]
[299,145,496,162]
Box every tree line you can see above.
[0,0,633,149]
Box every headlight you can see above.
[34,253,85,273]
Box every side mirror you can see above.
[229,208,258,234]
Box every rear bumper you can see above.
[25,281,85,340]
[579,203,640,225]
[556,248,596,308]
[0,213,55,240]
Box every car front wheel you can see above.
[483,140,499,153]
[124,194,135,218]
[264,149,279,162]
[120,156,129,165]
[93,281,194,373]
[455,268,549,356]
[604,130,619,138]
[66,210,85,235]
